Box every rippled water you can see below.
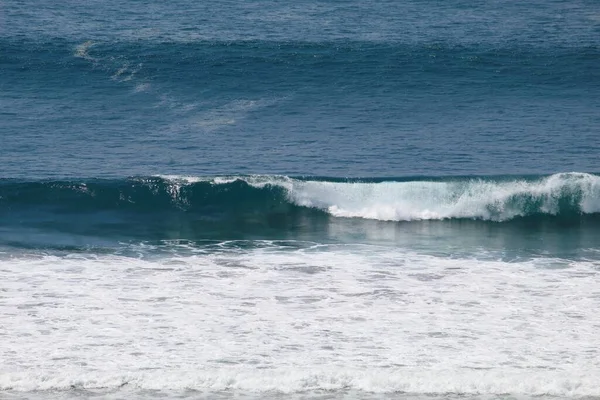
[1,0,599,398]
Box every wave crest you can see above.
[283,172,600,221]
[1,173,599,222]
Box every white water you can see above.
[1,243,600,397]
[160,172,600,221]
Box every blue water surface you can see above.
[1,0,599,178]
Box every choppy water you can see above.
[1,0,600,398]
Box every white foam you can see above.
[156,173,600,221]
[74,41,96,61]
[287,173,600,221]
[155,175,208,184]
[1,245,600,395]
[2,368,600,395]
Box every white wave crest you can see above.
[288,172,600,221]
[158,172,600,221]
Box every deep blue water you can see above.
[2,0,599,178]
[1,1,600,398]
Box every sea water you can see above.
[1,0,600,398]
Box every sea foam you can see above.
[2,368,600,396]
[160,172,600,221]
[286,172,600,221]
[1,245,599,396]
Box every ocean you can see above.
[1,0,600,398]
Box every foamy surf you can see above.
[1,245,599,398]
[2,368,600,396]
[156,172,600,221]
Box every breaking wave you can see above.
[0,173,599,222]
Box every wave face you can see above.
[2,173,599,222]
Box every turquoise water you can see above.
[1,0,600,398]
[1,175,600,260]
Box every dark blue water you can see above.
[2,0,599,178]
[2,1,600,398]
